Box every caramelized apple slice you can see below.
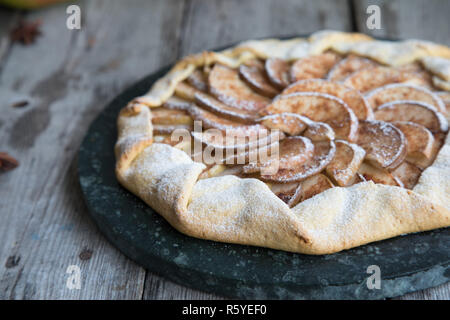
[282,79,373,120]
[265,58,291,88]
[188,103,259,131]
[327,54,378,82]
[290,53,340,82]
[343,66,407,93]
[374,100,448,133]
[151,108,193,125]
[303,121,335,141]
[357,120,407,169]
[242,136,314,174]
[391,162,422,189]
[163,96,192,111]
[436,91,450,116]
[153,124,193,135]
[365,83,446,113]
[260,140,336,183]
[263,92,358,141]
[208,64,270,112]
[412,132,447,169]
[239,64,279,98]
[270,182,301,207]
[198,164,227,179]
[290,174,334,206]
[174,82,200,101]
[325,140,366,186]
[357,162,402,186]
[258,113,308,136]
[195,92,258,123]
[187,69,208,91]
[391,121,434,166]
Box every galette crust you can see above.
[115,31,450,255]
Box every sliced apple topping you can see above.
[325,140,365,186]
[242,136,314,174]
[436,91,450,116]
[208,64,270,112]
[198,164,227,179]
[269,182,301,207]
[357,162,402,186]
[174,81,201,101]
[343,66,407,93]
[412,132,447,169]
[290,53,340,82]
[262,92,358,141]
[163,96,192,111]
[151,108,193,125]
[260,140,336,183]
[391,162,422,190]
[187,69,208,91]
[291,174,334,205]
[258,113,308,136]
[188,103,258,131]
[303,121,335,142]
[194,91,258,123]
[327,54,378,82]
[391,121,434,167]
[357,120,406,169]
[153,124,193,135]
[265,58,291,89]
[282,79,373,120]
[365,83,446,113]
[239,64,279,98]
[374,100,448,133]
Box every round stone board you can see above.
[78,38,450,299]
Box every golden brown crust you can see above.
[115,31,450,255]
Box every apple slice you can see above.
[412,132,447,169]
[198,164,227,179]
[262,92,358,141]
[343,66,406,93]
[374,100,448,133]
[303,121,335,142]
[365,83,446,113]
[258,113,308,136]
[357,120,407,169]
[327,54,378,82]
[291,174,334,205]
[194,91,258,123]
[174,82,200,101]
[260,140,336,183]
[436,91,450,116]
[208,64,270,112]
[325,140,366,186]
[265,58,291,89]
[239,64,279,98]
[391,121,434,166]
[290,53,340,82]
[282,79,373,120]
[153,124,193,135]
[242,136,314,174]
[188,103,261,131]
[357,162,402,186]
[187,69,208,91]
[151,108,193,125]
[391,162,422,189]
[163,96,192,111]
[270,182,301,208]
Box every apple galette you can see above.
[115,31,450,254]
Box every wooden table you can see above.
[0,0,449,300]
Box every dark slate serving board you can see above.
[78,39,450,300]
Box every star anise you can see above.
[0,152,19,172]
[10,19,42,45]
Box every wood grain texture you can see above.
[0,0,448,300]
[353,0,450,300]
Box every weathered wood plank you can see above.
[353,0,450,300]
[0,10,21,72]
[142,0,353,300]
[353,0,450,45]
[0,0,186,299]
